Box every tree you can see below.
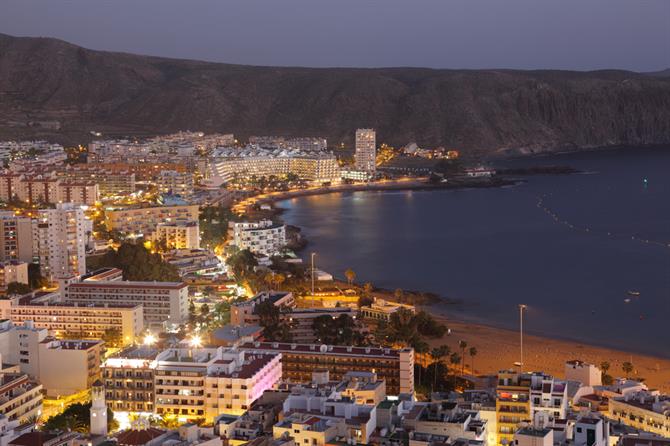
[450,352,461,369]
[256,301,293,342]
[6,282,32,295]
[600,361,613,385]
[312,314,364,345]
[363,282,374,295]
[344,268,356,285]
[468,347,478,374]
[385,307,421,348]
[622,361,634,377]
[430,345,450,391]
[394,288,404,304]
[273,273,286,290]
[414,311,448,338]
[42,402,117,433]
[88,242,180,281]
[200,303,210,318]
[358,295,374,308]
[458,340,468,375]
[28,263,48,289]
[102,328,123,348]
[225,249,258,280]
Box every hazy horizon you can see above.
[1,0,669,72]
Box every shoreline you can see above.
[241,167,670,391]
[233,176,518,214]
[424,310,670,393]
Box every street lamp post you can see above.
[311,252,316,307]
[519,304,527,370]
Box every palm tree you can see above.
[458,340,468,375]
[344,268,356,285]
[468,347,478,374]
[274,273,286,290]
[450,352,461,370]
[264,272,275,290]
[600,361,610,374]
[430,345,450,391]
[363,282,374,296]
[622,361,634,377]
[394,288,404,304]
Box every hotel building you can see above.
[207,147,340,186]
[230,220,286,256]
[355,129,376,173]
[608,391,670,438]
[104,204,199,238]
[32,203,87,280]
[495,371,568,445]
[231,291,295,326]
[102,346,282,422]
[9,301,143,346]
[239,342,414,396]
[64,269,189,327]
[153,219,200,250]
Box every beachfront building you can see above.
[608,391,670,438]
[565,360,602,387]
[230,220,286,256]
[153,219,200,250]
[103,204,199,238]
[207,146,340,186]
[360,299,416,322]
[355,129,376,173]
[32,203,87,280]
[495,371,568,446]
[102,346,282,422]
[64,268,189,328]
[239,341,414,396]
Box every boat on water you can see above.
[627,290,641,297]
[624,298,631,303]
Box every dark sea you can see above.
[277,148,670,358]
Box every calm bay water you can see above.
[277,148,670,358]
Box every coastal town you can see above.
[0,130,665,446]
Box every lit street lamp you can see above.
[518,304,528,370]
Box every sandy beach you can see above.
[427,314,670,393]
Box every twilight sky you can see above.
[1,0,669,71]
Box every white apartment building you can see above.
[37,338,104,397]
[565,360,602,387]
[355,129,376,173]
[0,261,28,291]
[0,213,33,263]
[64,271,189,327]
[231,220,286,256]
[0,373,42,423]
[32,203,87,280]
[157,170,195,196]
[153,219,200,250]
[102,346,282,422]
[0,320,103,397]
[104,204,200,238]
[207,146,340,186]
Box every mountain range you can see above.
[1,33,669,156]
